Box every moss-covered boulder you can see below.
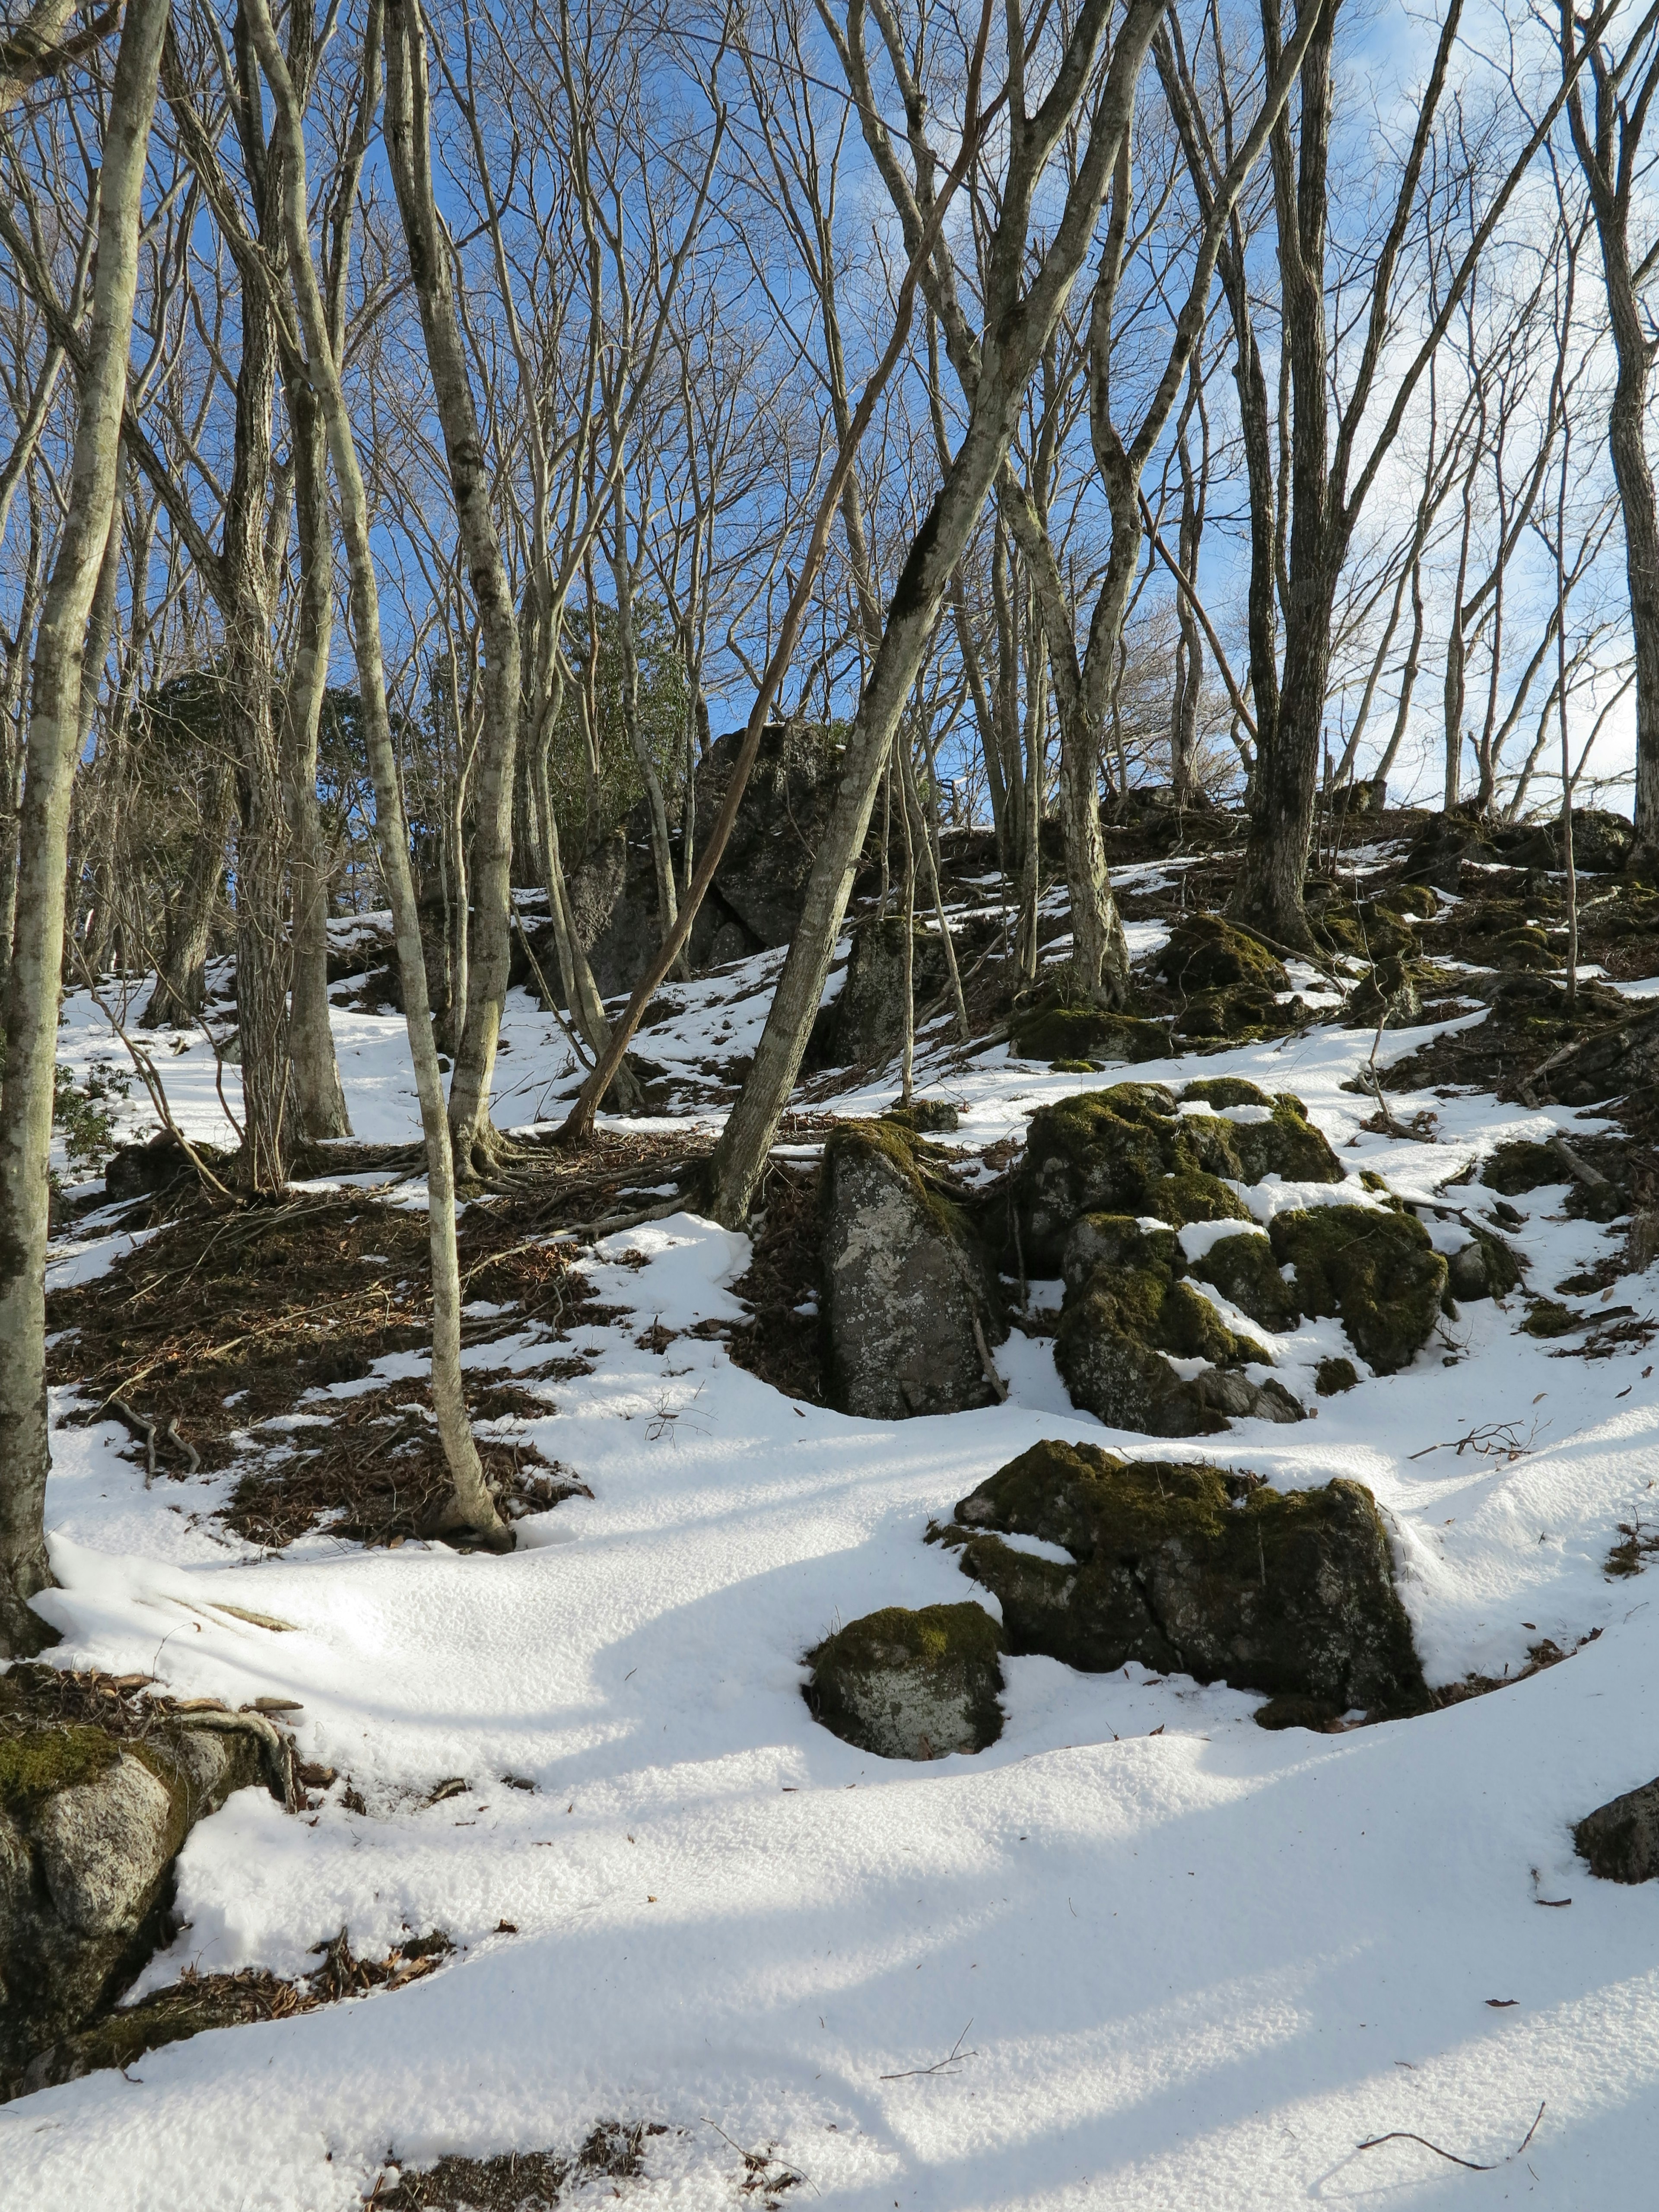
[821,1119,1006,1420]
[807,1603,1005,1760]
[1011,1081,1340,1272]
[1491,926,1557,972]
[0,1713,268,2086]
[1178,1081,1345,1186]
[1170,981,1301,1042]
[1316,1356,1358,1395]
[1446,1227,1523,1302]
[1268,1204,1447,1374]
[1187,1227,1300,1330]
[1481,1139,1563,1195]
[949,1441,1426,1714]
[1315,903,1416,962]
[1157,913,1288,994]
[1010,998,1169,1065]
[1372,882,1440,921]
[1054,1215,1302,1436]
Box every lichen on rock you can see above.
[807,1603,1006,1760]
[821,1118,1006,1421]
[948,1440,1426,1716]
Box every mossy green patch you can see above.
[1482,1139,1563,1195]
[952,1441,1426,1712]
[1189,1230,1299,1330]
[1011,1001,1169,1065]
[1171,983,1294,1041]
[1492,927,1557,971]
[1315,1356,1358,1395]
[1522,1298,1583,1338]
[1268,1204,1447,1374]
[1157,913,1289,993]
[0,1726,122,1817]
[807,1602,1006,1760]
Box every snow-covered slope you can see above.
[13,955,1659,2210]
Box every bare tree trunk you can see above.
[282,372,350,1135]
[142,756,232,1027]
[1562,14,1659,866]
[247,0,505,1545]
[0,0,168,1656]
[383,0,520,1172]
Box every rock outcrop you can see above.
[1,1709,278,2091]
[807,1603,1005,1759]
[563,722,851,998]
[945,1440,1426,1721]
[821,1119,1007,1420]
[1011,1080,1344,1272]
[1265,1204,1448,1374]
[828,914,953,1070]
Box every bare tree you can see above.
[0,0,170,1655]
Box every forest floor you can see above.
[11,805,1659,2209]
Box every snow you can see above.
[11,947,1659,2209]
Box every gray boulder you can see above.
[808,1603,1005,1760]
[821,1119,1006,1421]
[828,913,952,1070]
[946,1440,1426,1721]
[0,1713,275,2087]
[1575,1775,1659,1883]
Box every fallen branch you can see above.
[1356,2099,1544,2173]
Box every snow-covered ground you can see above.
[14,947,1659,2209]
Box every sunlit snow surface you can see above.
[15,928,1659,2209]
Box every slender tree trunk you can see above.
[142,756,232,1027]
[247,0,505,1544]
[282,373,351,1135]
[384,0,520,1170]
[0,0,168,1656]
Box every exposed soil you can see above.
[376,2122,680,2210]
[724,1160,825,1405]
[15,1926,457,2100]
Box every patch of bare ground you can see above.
[722,1160,825,1404]
[45,1182,620,1547]
[376,2123,677,2210]
[1431,1627,1602,1711]
[15,1927,456,2099]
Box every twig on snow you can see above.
[1356,2100,1544,2173]
[880,2020,979,2080]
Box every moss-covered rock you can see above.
[1491,926,1557,972]
[1372,883,1440,921]
[807,1603,1005,1760]
[1188,1228,1300,1330]
[1171,982,1297,1042]
[1482,1139,1563,1195]
[1054,1216,1301,1436]
[1315,1356,1358,1395]
[1157,913,1289,994]
[882,1098,960,1134]
[950,1441,1426,1713]
[0,1718,267,2084]
[1316,903,1415,961]
[1268,1205,1447,1374]
[1012,1081,1340,1271]
[821,1119,1006,1420]
[1446,1228,1523,1302]
[1011,999,1169,1065]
